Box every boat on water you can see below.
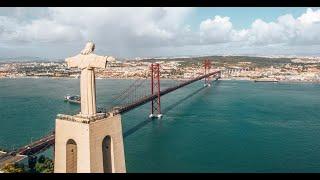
[254,78,278,83]
[64,95,81,104]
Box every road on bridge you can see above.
[0,153,26,169]
[0,132,55,169]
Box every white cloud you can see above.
[19,19,84,43]
[1,7,320,58]
[0,7,194,47]
[0,13,83,43]
[199,8,320,47]
[199,16,233,43]
[247,18,288,45]
[297,8,320,25]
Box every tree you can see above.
[0,156,54,173]
[37,155,46,164]
[28,155,37,173]
[34,156,54,173]
[1,163,26,173]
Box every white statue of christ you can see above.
[65,42,115,117]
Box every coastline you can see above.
[1,76,320,84]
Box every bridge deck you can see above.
[0,132,55,168]
[0,154,27,169]
[115,70,221,114]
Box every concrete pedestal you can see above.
[54,113,126,173]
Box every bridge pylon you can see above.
[149,63,162,119]
[204,60,212,87]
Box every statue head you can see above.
[81,41,95,55]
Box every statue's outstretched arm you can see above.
[105,56,116,68]
[106,56,116,63]
[65,57,79,68]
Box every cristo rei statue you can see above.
[54,41,126,173]
[65,41,115,117]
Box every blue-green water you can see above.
[1,78,320,172]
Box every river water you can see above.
[0,78,320,172]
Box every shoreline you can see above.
[1,76,320,84]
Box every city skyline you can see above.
[1,7,320,59]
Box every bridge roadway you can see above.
[0,70,221,167]
[113,70,221,114]
[0,132,55,169]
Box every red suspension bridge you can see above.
[0,60,221,168]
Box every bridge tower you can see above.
[204,60,212,87]
[149,63,162,119]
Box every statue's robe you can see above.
[66,54,107,117]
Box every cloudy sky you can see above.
[1,7,320,59]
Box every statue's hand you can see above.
[106,56,116,63]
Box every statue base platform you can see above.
[54,112,126,173]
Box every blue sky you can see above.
[0,7,320,59]
[193,7,308,29]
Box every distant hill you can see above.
[139,55,294,68]
[0,56,63,63]
[0,55,312,68]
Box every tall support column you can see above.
[149,63,162,119]
[150,64,154,116]
[28,155,37,172]
[204,60,207,85]
[204,60,212,87]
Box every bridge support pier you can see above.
[54,113,126,173]
[204,60,212,87]
[28,155,37,172]
[150,63,162,119]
